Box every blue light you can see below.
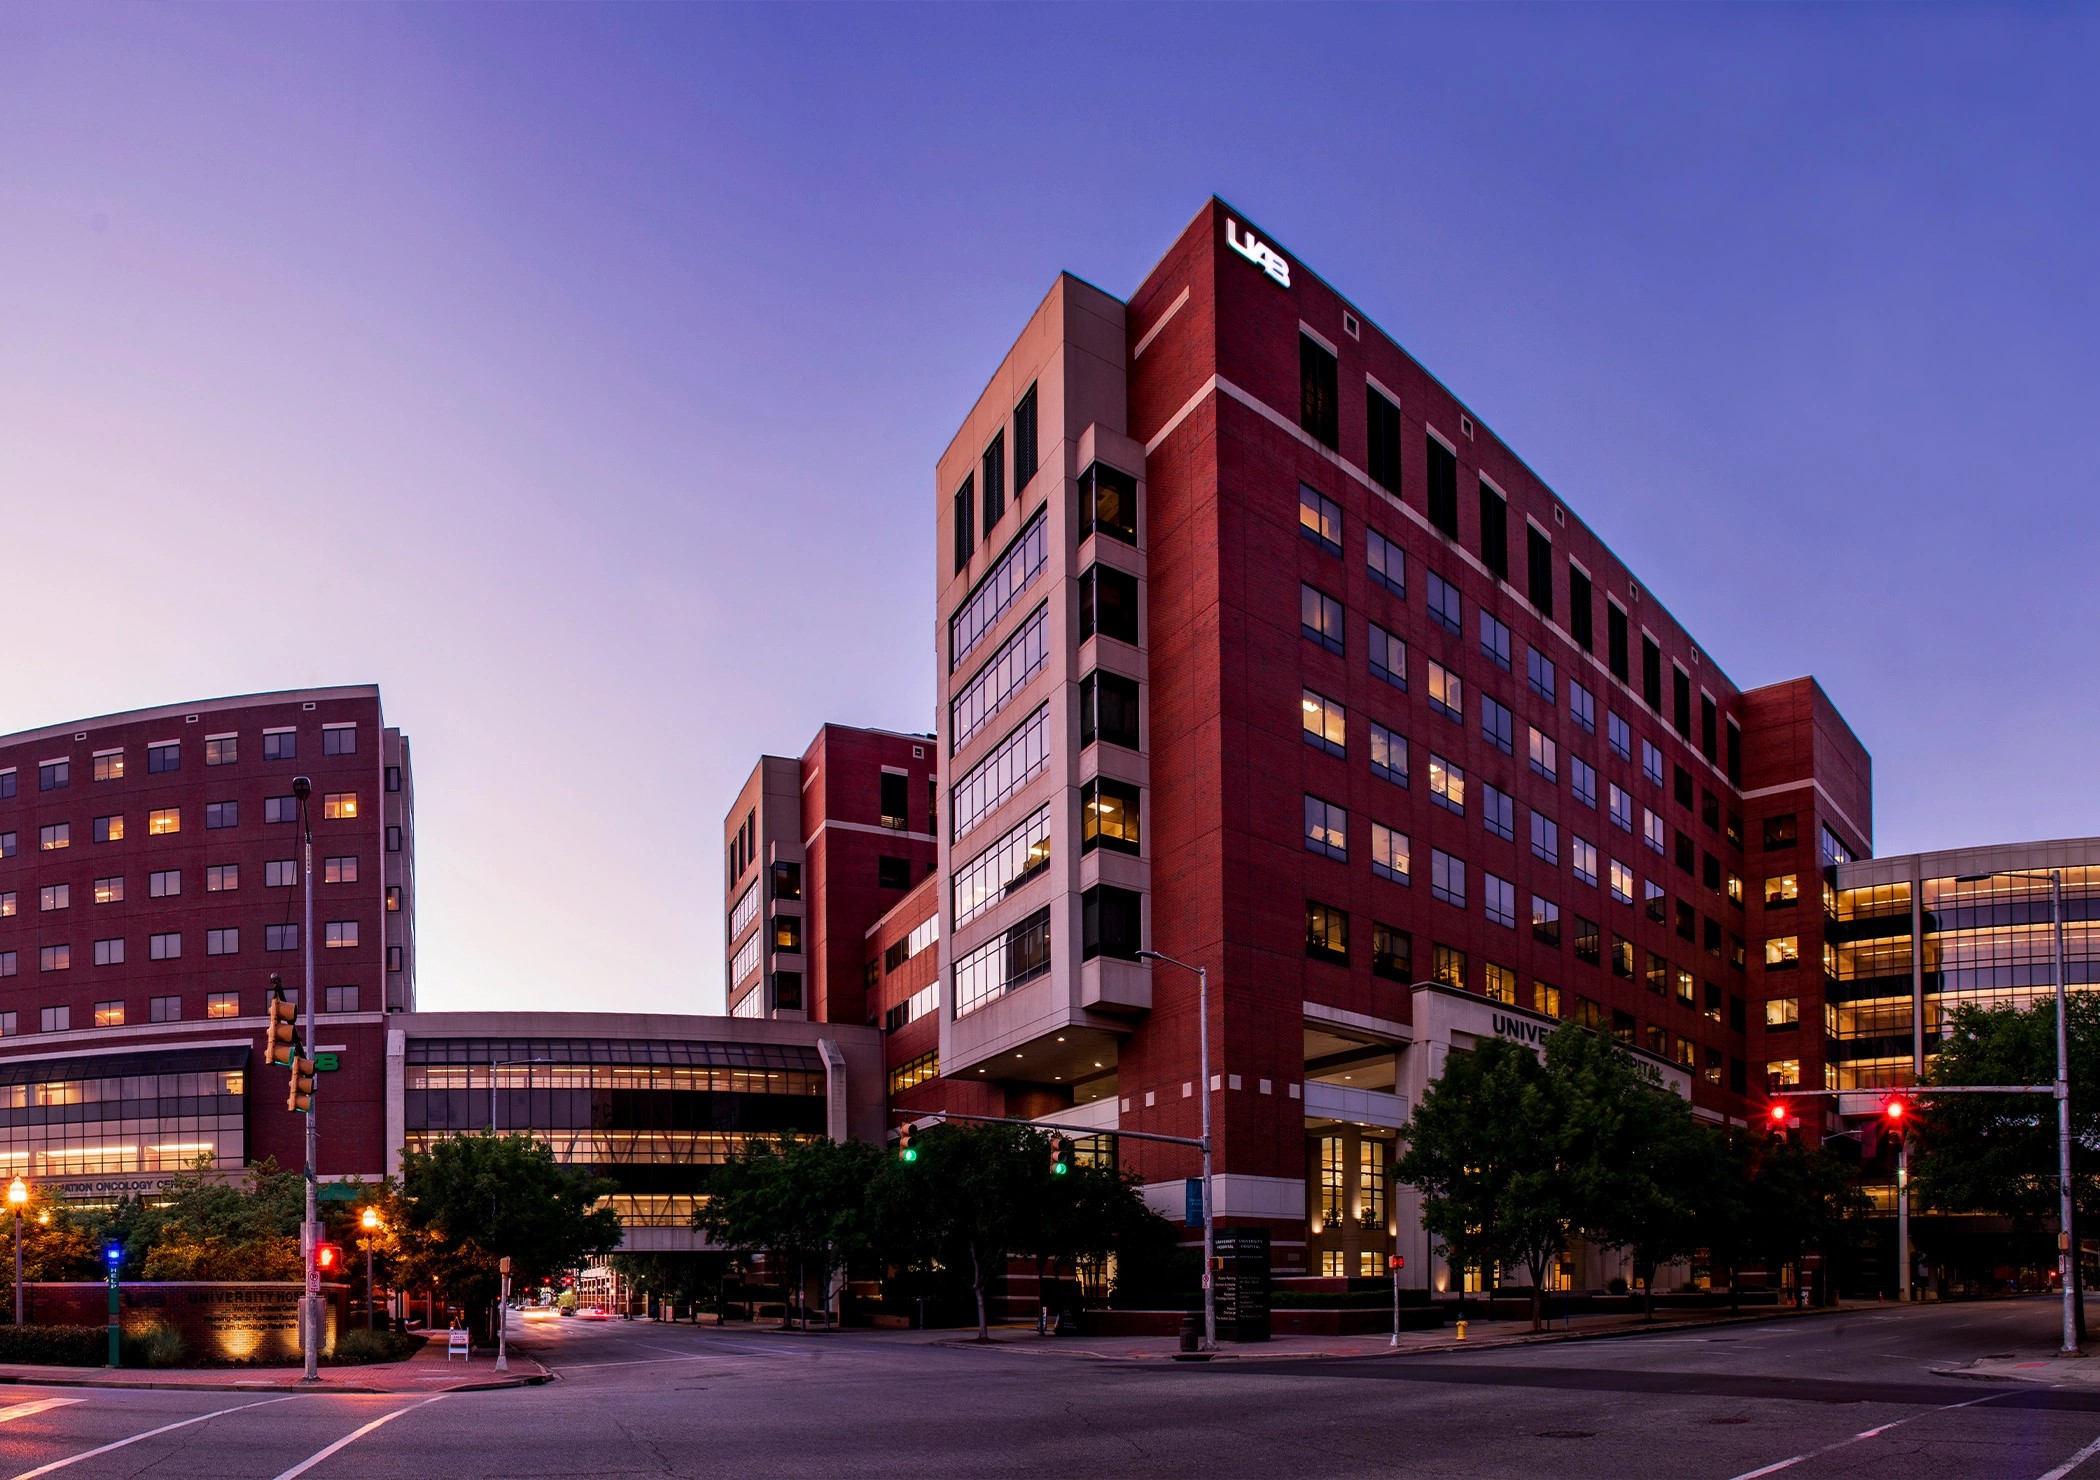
[104,1245,121,1266]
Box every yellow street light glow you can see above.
[6,1178,24,1208]
[361,1207,381,1231]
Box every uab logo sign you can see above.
[1225,219,1290,287]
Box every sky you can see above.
[0,4,2094,1015]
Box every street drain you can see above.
[1705,1418,1751,1426]
[1535,1430,1596,1440]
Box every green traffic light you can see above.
[901,1146,918,1163]
[1051,1162,1067,1175]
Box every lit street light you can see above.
[8,1178,27,1327]
[360,1206,382,1331]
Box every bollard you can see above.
[1455,1319,1467,1342]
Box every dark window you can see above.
[1300,334,1338,449]
[1642,635,1663,711]
[1607,601,1629,682]
[1426,436,1459,538]
[1725,720,1743,787]
[1762,814,1798,851]
[386,825,402,853]
[1700,695,1718,763]
[1299,483,1342,556]
[774,860,803,901]
[1366,386,1401,493]
[1014,384,1039,490]
[770,972,803,1011]
[323,727,356,756]
[953,474,975,574]
[1082,884,1144,961]
[878,856,911,889]
[40,761,68,791]
[147,743,180,774]
[1080,671,1140,750]
[1568,566,1593,650]
[981,430,1006,537]
[1672,665,1692,738]
[1527,527,1553,617]
[880,772,909,827]
[263,730,296,761]
[1372,923,1412,982]
[1477,482,1508,579]
[386,766,402,793]
[1079,564,1140,644]
[1573,914,1599,965]
[1676,830,1695,875]
[1675,765,1694,808]
[1301,583,1345,654]
[1078,462,1139,545]
[1306,900,1349,963]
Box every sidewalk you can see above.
[1937,1351,2100,1389]
[0,1335,547,1393]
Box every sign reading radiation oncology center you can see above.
[1225,218,1291,287]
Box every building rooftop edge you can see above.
[0,685,384,750]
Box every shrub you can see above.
[1606,1276,1630,1296]
[0,1325,106,1366]
[122,1323,187,1368]
[330,1329,421,1365]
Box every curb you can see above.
[0,1369,549,1394]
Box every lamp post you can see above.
[1955,868,2077,1356]
[360,1206,381,1332]
[1137,949,1215,1352]
[8,1178,26,1327]
[293,776,320,1385]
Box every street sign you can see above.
[312,1053,340,1072]
[1388,1255,1405,1271]
[1184,1178,1202,1228]
[447,1329,470,1360]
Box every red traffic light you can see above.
[313,1242,342,1274]
[1387,1254,1405,1270]
[1883,1098,1909,1123]
[1767,1103,1789,1127]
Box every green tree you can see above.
[694,1135,887,1328]
[889,1121,1052,1340]
[126,1157,306,1280]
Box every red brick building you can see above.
[920,198,1871,1287]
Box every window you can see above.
[148,808,180,835]
[1372,923,1412,981]
[206,735,237,766]
[1431,849,1466,909]
[323,792,358,821]
[1645,879,1666,925]
[93,877,122,905]
[981,429,1005,536]
[1300,333,1338,448]
[40,884,69,912]
[93,815,123,844]
[40,824,68,851]
[1367,528,1405,596]
[1428,754,1465,815]
[1480,695,1513,755]
[265,860,296,888]
[951,705,1049,841]
[1676,901,1697,943]
[1478,610,1511,670]
[1301,583,1344,654]
[1574,916,1601,964]
[150,932,181,960]
[1702,788,1722,834]
[1609,859,1634,904]
[1572,837,1598,887]
[386,824,402,850]
[951,604,1048,753]
[1367,387,1402,493]
[93,751,124,782]
[386,765,402,793]
[1638,636,1663,712]
[94,938,123,967]
[1765,874,1799,908]
[1640,740,1663,787]
[1303,795,1347,862]
[39,761,69,792]
[1820,826,1856,867]
[1727,871,1744,905]
[1482,783,1513,842]
[1766,997,1801,1029]
[1083,779,1142,855]
[208,992,240,1019]
[1299,483,1341,556]
[1569,756,1596,809]
[1767,1059,1802,1092]
[1078,462,1139,545]
[39,943,72,975]
[1368,623,1407,690]
[1530,811,1559,865]
[1079,670,1141,751]
[148,742,179,774]
[1306,901,1349,963]
[950,511,1047,670]
[206,865,238,894]
[1672,666,1692,739]
[1526,648,1556,706]
[0,892,10,918]
[204,801,238,830]
[1569,566,1594,650]
[1527,727,1557,783]
[1526,526,1553,616]
[1477,483,1508,578]
[325,985,361,1014]
[1607,712,1632,761]
[41,1007,69,1032]
[0,834,13,861]
[1425,435,1459,537]
[207,928,238,956]
[148,870,180,898]
[262,797,295,825]
[1535,981,1562,1018]
[879,770,911,830]
[1301,690,1346,756]
[771,862,802,902]
[1607,601,1629,682]
[267,925,299,952]
[879,855,912,891]
[1645,952,1668,996]
[1014,383,1039,488]
[1675,764,1694,809]
[0,953,14,979]
[151,995,182,1023]
[1532,896,1561,946]
[1763,814,1798,851]
[263,729,297,761]
[1765,936,1800,968]
[1426,570,1461,634]
[1643,808,1667,855]
[1081,884,1144,961]
[1565,683,1595,739]
[1726,720,1744,788]
[1476,963,1514,1007]
[1370,722,1408,786]
[1431,944,1467,989]
[1484,873,1516,928]
[387,886,402,912]
[1371,823,1409,884]
[953,472,974,572]
[1609,785,1633,832]
[325,921,360,949]
[1427,661,1463,723]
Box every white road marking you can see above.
[267,1394,449,1480]
[11,1395,303,1479]
[1726,1393,2004,1480]
[2036,1432,2100,1480]
[0,1402,79,1426]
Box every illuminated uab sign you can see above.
[1225,218,1290,287]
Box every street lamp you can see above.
[1957,867,2077,1356]
[360,1206,381,1332]
[1137,949,1215,1352]
[8,1177,27,1327]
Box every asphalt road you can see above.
[0,1300,2089,1477]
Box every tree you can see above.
[694,1135,887,1328]
[386,1134,619,1343]
[126,1157,305,1281]
[890,1121,1052,1340]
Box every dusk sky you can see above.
[2,5,2092,1015]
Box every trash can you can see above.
[1178,1314,1201,1353]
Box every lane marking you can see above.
[12,1395,303,1479]
[1727,1393,2005,1480]
[268,1394,449,1480]
[2037,1432,2100,1480]
[0,1403,79,1426]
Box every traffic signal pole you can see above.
[296,777,320,1384]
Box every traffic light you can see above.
[287,1056,316,1113]
[265,991,299,1069]
[1882,1097,1910,1127]
[1049,1135,1073,1176]
[1765,1102,1791,1134]
[313,1242,342,1276]
[898,1125,917,1163]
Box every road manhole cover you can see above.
[1535,1430,1596,1440]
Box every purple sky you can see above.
[1,6,2093,1014]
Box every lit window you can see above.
[1371,823,1409,884]
[1767,1059,1801,1091]
[1370,722,1407,786]
[323,793,357,820]
[1428,662,1463,723]
[206,865,238,893]
[1764,874,1799,908]
[1306,901,1349,963]
[39,824,69,851]
[1298,483,1342,556]
[205,735,238,766]
[1428,754,1465,815]
[1765,936,1800,968]
[0,893,12,918]
[148,809,180,836]
[1301,690,1346,756]
[93,816,122,844]
[1303,795,1348,862]
[207,992,240,1019]
[1609,859,1634,904]
[324,856,359,884]
[1082,779,1142,855]
[94,1001,124,1028]
[93,877,122,905]
[92,752,124,782]
[1528,728,1557,783]
[1431,943,1466,988]
[1766,997,1800,1028]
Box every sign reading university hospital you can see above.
[1225,218,1291,287]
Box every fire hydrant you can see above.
[1456,1319,1468,1342]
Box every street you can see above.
[0,1301,2084,1476]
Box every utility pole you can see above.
[295,776,320,1384]
[1137,950,1215,1352]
